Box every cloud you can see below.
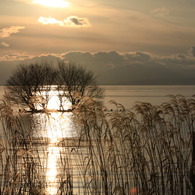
[65,16,90,26]
[38,16,90,27]
[151,7,170,17]
[0,26,25,38]
[0,42,10,48]
[0,53,32,61]
[1,49,195,85]
[60,50,195,84]
[63,51,125,69]
[38,17,64,26]
[60,50,195,70]
[62,51,155,68]
[125,52,152,62]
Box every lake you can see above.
[0,85,194,194]
[1,85,195,109]
[103,85,195,109]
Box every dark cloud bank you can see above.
[1,49,195,85]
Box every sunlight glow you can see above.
[32,0,70,8]
[46,112,75,144]
[47,94,72,110]
[47,95,62,110]
[38,17,64,26]
[44,112,75,194]
[46,146,60,195]
[38,16,90,27]
[34,89,72,111]
[31,89,77,194]
[46,113,64,143]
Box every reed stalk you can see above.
[0,95,194,194]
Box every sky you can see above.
[1,0,195,84]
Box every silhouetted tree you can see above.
[5,61,104,112]
[6,62,57,111]
[57,61,104,107]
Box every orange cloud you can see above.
[0,42,10,47]
[0,26,25,38]
[38,16,90,27]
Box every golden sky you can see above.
[1,0,195,86]
[1,0,195,59]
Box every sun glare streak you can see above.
[46,112,75,144]
[32,0,70,8]
[47,94,72,110]
[46,146,60,195]
[32,89,77,194]
[45,112,74,194]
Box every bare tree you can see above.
[57,61,104,107]
[6,62,57,111]
[5,61,104,112]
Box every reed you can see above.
[0,100,47,194]
[0,95,194,194]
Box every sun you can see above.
[32,0,70,8]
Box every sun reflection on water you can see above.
[44,112,75,195]
[46,146,60,195]
[32,91,77,194]
[47,93,72,110]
